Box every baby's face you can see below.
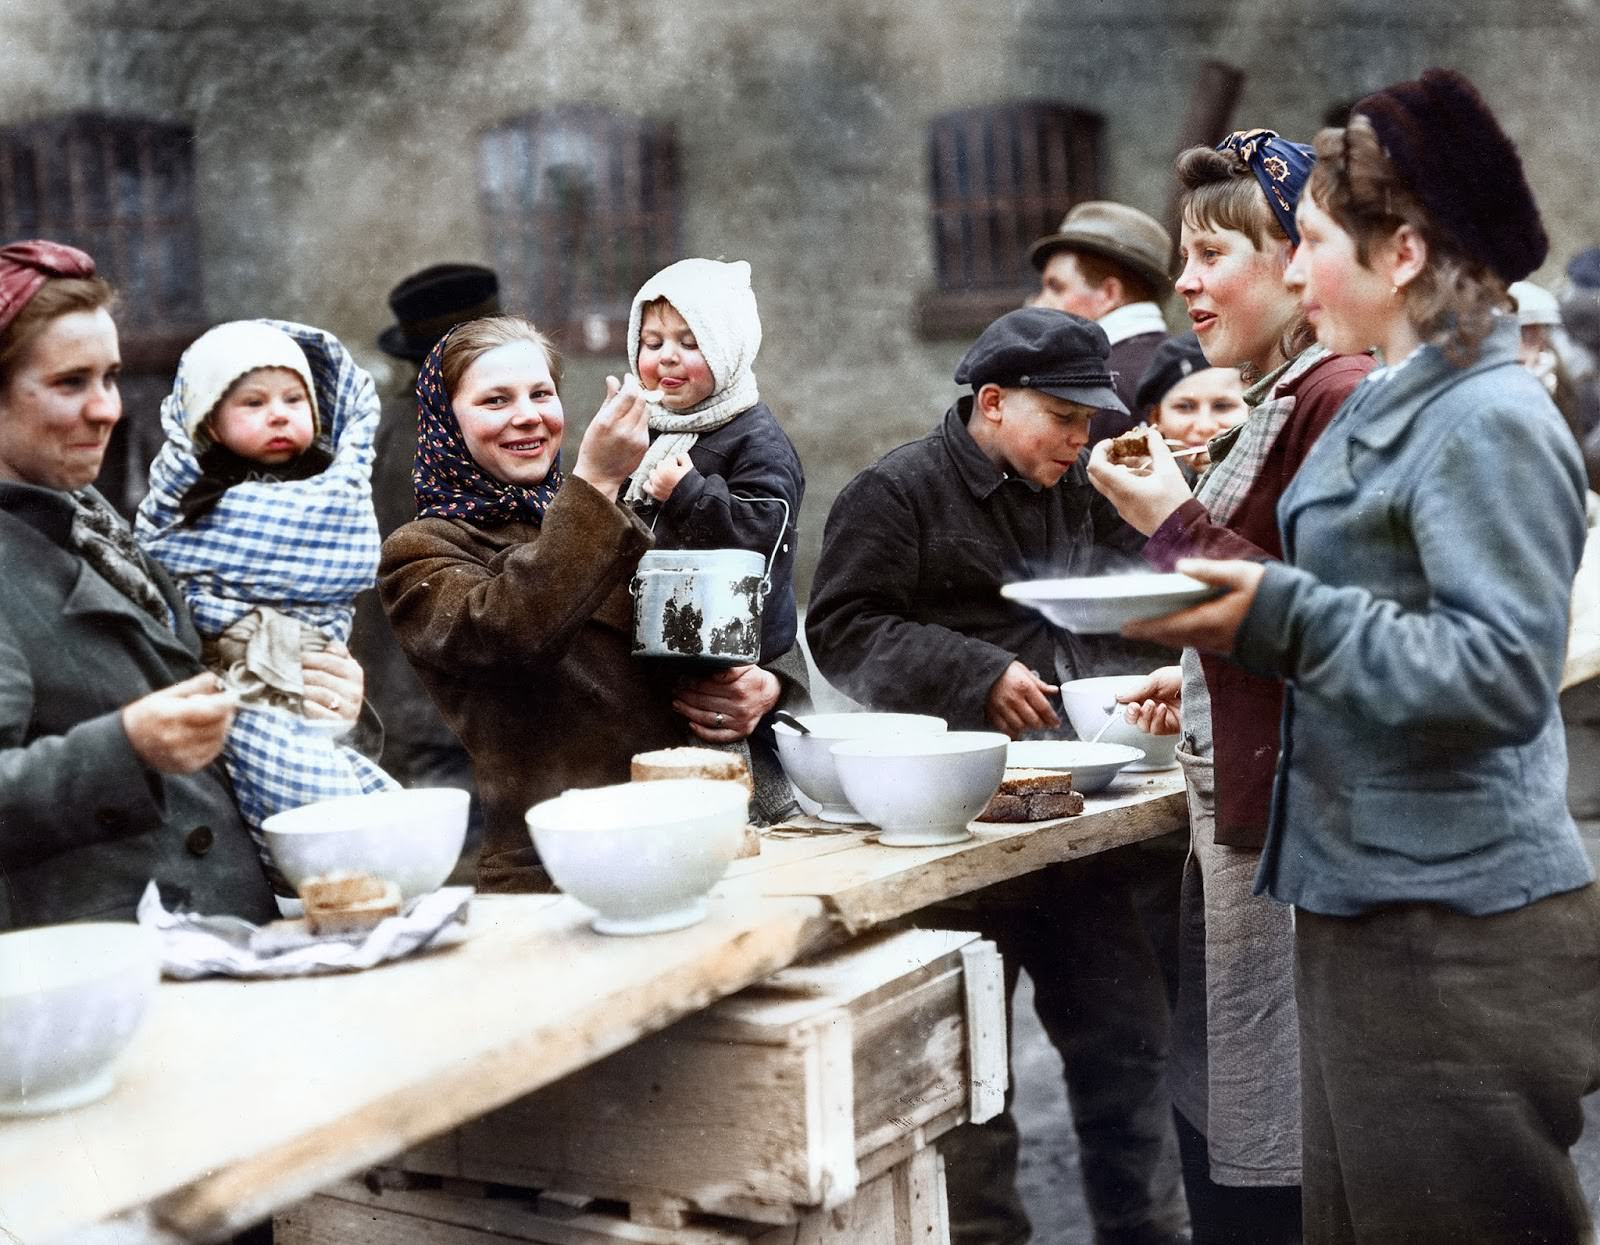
[209,367,315,464]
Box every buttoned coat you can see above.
[0,483,276,929]
[1236,320,1593,915]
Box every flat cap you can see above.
[956,307,1128,414]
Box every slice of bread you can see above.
[1106,423,1155,466]
[631,746,753,794]
[997,767,1074,795]
[977,769,1084,823]
[300,870,402,936]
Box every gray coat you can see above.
[0,483,276,929]
[1237,319,1593,916]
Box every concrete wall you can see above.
[2,0,1596,587]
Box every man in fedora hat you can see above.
[1031,201,1174,445]
[349,263,500,872]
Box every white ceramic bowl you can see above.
[525,778,748,935]
[773,713,948,823]
[1058,676,1180,771]
[830,731,1009,847]
[1002,572,1221,634]
[1004,740,1146,794]
[262,787,470,899]
[0,922,159,1116]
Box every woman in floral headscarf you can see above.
[1088,130,1374,1243]
[379,316,801,894]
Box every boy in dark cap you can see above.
[807,306,1187,1245]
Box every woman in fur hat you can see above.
[1121,71,1598,1241]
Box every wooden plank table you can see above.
[0,770,1185,1244]
[720,769,1188,933]
[0,893,833,1245]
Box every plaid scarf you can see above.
[69,489,172,627]
[1193,346,1330,528]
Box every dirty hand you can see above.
[985,660,1061,738]
[121,672,237,773]
[1123,558,1265,654]
[1086,427,1195,536]
[301,642,364,724]
[1115,664,1182,736]
[645,452,695,502]
[572,374,651,498]
[673,664,782,743]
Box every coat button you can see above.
[185,825,215,856]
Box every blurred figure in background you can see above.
[348,263,499,875]
[1031,201,1176,444]
[1131,332,1247,476]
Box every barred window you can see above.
[918,102,1104,337]
[0,113,206,516]
[479,105,680,355]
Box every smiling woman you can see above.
[379,314,806,894]
[0,241,362,930]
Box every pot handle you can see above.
[732,494,791,595]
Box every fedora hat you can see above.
[378,263,501,362]
[1028,201,1173,296]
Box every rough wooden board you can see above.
[718,776,1187,934]
[958,941,1006,1124]
[0,893,833,1245]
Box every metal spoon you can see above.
[1089,704,1124,743]
[773,710,812,735]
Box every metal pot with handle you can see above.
[629,496,790,666]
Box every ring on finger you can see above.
[714,712,725,728]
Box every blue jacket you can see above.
[1236,318,1593,916]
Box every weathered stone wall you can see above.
[2,0,1596,588]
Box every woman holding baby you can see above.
[0,240,364,929]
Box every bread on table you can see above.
[631,746,753,794]
[299,870,402,935]
[977,769,1085,824]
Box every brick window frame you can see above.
[916,102,1104,338]
[479,104,681,356]
[0,112,207,515]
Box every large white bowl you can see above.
[773,712,948,823]
[830,731,1009,847]
[1002,572,1221,634]
[262,787,470,899]
[0,922,159,1116]
[1058,676,1180,771]
[1004,740,1146,794]
[525,779,748,936]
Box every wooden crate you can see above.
[278,1147,948,1244]
[397,928,1003,1224]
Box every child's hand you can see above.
[645,453,694,502]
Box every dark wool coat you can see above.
[380,476,803,894]
[806,402,1155,731]
[0,482,276,929]
[639,401,805,663]
[1143,352,1374,847]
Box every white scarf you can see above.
[623,258,762,504]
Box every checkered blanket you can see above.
[135,320,396,859]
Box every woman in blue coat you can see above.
[1126,71,1599,1242]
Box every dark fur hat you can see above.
[1354,68,1547,284]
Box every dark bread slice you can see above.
[997,767,1074,796]
[1105,423,1155,465]
[977,786,1084,823]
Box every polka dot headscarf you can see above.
[412,328,565,526]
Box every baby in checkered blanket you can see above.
[136,320,399,903]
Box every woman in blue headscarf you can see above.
[1115,72,1597,1242]
[1089,129,1374,1242]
